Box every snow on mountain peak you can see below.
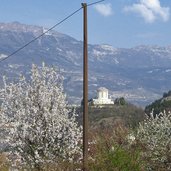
[0,54,7,59]
[42,27,52,36]
[99,44,117,52]
[92,44,118,58]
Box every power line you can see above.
[0,0,106,64]
[87,0,105,6]
[0,7,82,63]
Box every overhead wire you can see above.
[87,0,105,7]
[0,7,82,63]
[0,0,106,64]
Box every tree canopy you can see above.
[0,63,82,170]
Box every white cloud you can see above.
[94,3,113,17]
[124,0,170,23]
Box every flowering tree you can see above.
[0,63,82,170]
[136,112,171,170]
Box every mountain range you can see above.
[0,22,171,106]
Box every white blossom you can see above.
[0,63,82,169]
[136,111,171,170]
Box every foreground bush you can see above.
[0,153,9,171]
[136,112,171,171]
[88,124,144,171]
[0,63,82,170]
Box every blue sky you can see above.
[0,0,171,48]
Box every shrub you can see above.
[88,125,144,171]
[136,112,171,170]
[0,63,82,170]
[0,153,9,171]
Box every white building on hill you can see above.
[93,87,114,105]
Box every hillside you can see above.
[145,90,171,115]
[0,22,171,106]
[77,103,145,128]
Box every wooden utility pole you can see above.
[82,3,88,171]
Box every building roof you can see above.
[97,87,108,92]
